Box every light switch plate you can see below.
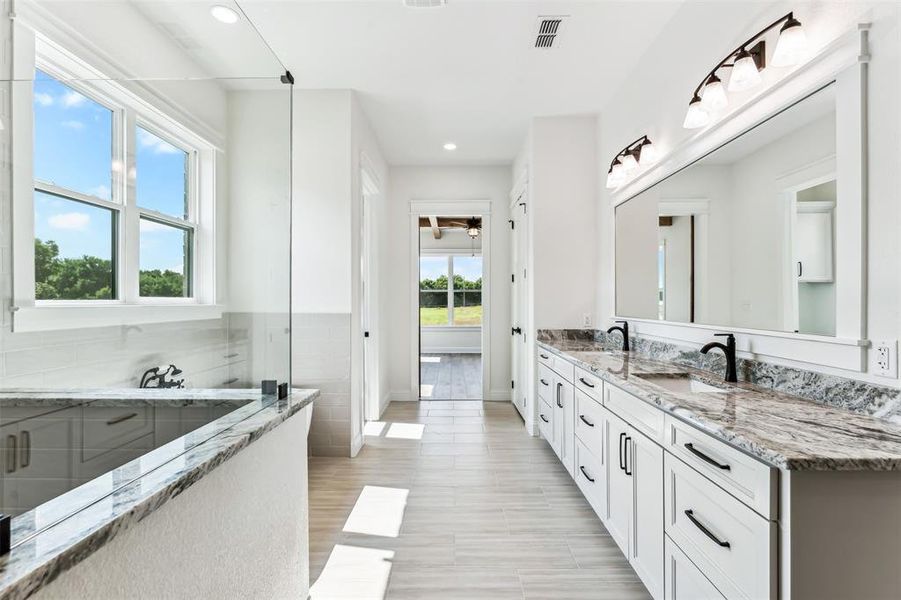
[874,339,897,378]
[582,313,592,328]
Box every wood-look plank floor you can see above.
[308,401,651,599]
[419,353,482,400]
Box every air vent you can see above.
[534,15,568,49]
[403,0,447,8]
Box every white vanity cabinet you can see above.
[536,355,575,477]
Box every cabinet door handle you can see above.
[624,436,632,476]
[556,382,563,408]
[5,435,16,474]
[540,378,549,386]
[618,432,626,471]
[797,261,803,278]
[579,415,594,427]
[539,414,549,423]
[20,431,30,469]
[578,377,595,388]
[106,412,139,426]
[684,509,731,548]
[684,443,731,471]
[540,353,549,360]
[579,465,595,483]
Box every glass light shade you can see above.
[683,96,709,129]
[620,151,639,173]
[467,227,480,238]
[772,19,807,67]
[700,75,728,111]
[609,159,626,187]
[638,140,657,167]
[605,167,621,189]
[728,51,762,92]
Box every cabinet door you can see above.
[554,378,575,477]
[664,537,725,600]
[796,210,833,282]
[606,410,631,556]
[630,426,664,600]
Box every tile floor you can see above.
[419,353,482,400]
[308,400,650,599]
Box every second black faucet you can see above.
[700,333,738,383]
[606,320,630,352]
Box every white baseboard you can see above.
[387,390,415,402]
[351,433,363,457]
[486,389,512,402]
[421,347,481,354]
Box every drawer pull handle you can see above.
[20,431,30,469]
[556,382,563,408]
[685,509,731,548]
[107,412,139,426]
[578,377,595,388]
[540,353,549,359]
[624,436,632,476]
[579,466,595,482]
[579,415,595,427]
[618,432,626,471]
[540,378,549,386]
[684,443,731,471]
[5,435,16,474]
[539,414,549,423]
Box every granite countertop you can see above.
[0,388,262,409]
[538,339,901,471]
[0,389,318,600]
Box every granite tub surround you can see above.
[537,338,901,471]
[0,389,317,600]
[0,387,260,409]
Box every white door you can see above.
[630,426,665,600]
[606,410,632,556]
[510,196,528,418]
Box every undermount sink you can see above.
[634,372,732,394]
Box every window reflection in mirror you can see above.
[615,82,837,336]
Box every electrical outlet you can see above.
[582,313,592,328]
[874,340,898,378]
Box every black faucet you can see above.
[606,320,630,352]
[140,365,185,389]
[700,334,737,383]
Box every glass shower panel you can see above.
[0,0,292,541]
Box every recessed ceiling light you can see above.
[443,143,457,151]
[211,5,239,24]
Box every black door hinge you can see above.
[511,274,515,283]
[508,219,515,230]
[511,380,515,389]
[280,71,295,85]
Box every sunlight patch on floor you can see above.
[419,383,434,397]
[420,355,442,363]
[363,421,387,437]
[343,485,410,538]
[386,422,425,440]
[309,544,395,600]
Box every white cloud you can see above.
[48,212,90,231]
[61,90,87,108]
[137,128,181,155]
[140,219,171,233]
[61,120,85,131]
[88,184,111,200]
[34,92,53,107]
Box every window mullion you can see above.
[447,255,454,326]
[122,107,139,303]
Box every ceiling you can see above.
[122,1,686,166]
[238,0,684,166]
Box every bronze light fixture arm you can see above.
[608,134,651,170]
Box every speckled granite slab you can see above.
[0,387,261,409]
[0,389,317,600]
[537,338,901,471]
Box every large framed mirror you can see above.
[615,82,847,337]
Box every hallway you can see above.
[419,353,482,400]
[308,401,650,599]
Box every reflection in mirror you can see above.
[616,83,837,336]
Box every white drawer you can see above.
[537,403,553,446]
[664,454,776,600]
[574,366,602,402]
[604,382,665,443]
[574,389,604,458]
[666,416,777,519]
[574,438,605,518]
[664,536,725,600]
[536,346,575,382]
[537,346,554,367]
[82,405,155,462]
[537,364,554,403]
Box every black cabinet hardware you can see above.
[556,382,563,408]
[539,414,549,423]
[106,412,139,426]
[511,327,522,335]
[684,509,730,548]
[624,436,632,476]
[579,415,595,427]
[618,432,626,471]
[540,378,549,386]
[797,261,803,278]
[20,431,30,469]
[684,443,731,470]
[579,466,595,482]
[578,377,595,388]
[5,435,15,474]
[540,353,549,359]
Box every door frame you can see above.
[360,155,381,424]
[409,199,492,401]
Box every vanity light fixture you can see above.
[211,5,240,24]
[443,142,457,151]
[465,217,481,239]
[606,135,655,189]
[683,12,807,129]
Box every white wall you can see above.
[597,1,901,383]
[384,166,511,401]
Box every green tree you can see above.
[139,269,186,297]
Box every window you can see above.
[419,255,482,327]
[29,65,205,306]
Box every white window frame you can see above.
[419,252,483,328]
[11,34,221,332]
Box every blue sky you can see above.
[419,256,482,283]
[33,70,188,272]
